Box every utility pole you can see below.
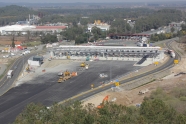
[110,61,112,82]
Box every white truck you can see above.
[7,70,13,79]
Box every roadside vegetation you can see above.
[22,41,41,47]
[150,24,186,42]
[14,87,186,124]
[0,5,185,44]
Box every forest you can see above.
[0,5,37,25]
[0,5,185,44]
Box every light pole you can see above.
[110,60,112,82]
[22,55,24,76]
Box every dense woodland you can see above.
[0,5,37,25]
[14,87,186,124]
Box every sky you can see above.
[0,0,182,3]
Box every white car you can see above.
[100,73,108,78]
[10,53,15,56]
[3,55,9,58]
[58,72,63,76]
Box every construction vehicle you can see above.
[85,64,89,69]
[57,70,78,83]
[86,55,90,61]
[58,76,65,83]
[63,70,71,80]
[97,95,109,109]
[71,72,77,77]
[26,65,30,72]
[80,62,89,69]
[80,62,86,67]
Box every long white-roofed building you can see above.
[0,25,67,35]
[49,45,165,66]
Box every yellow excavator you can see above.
[80,62,89,69]
[80,62,86,67]
[26,64,30,72]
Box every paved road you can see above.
[0,61,141,123]
[0,64,6,76]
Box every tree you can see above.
[12,35,15,48]
[140,99,176,123]
[41,34,58,44]
[171,27,175,33]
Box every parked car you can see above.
[100,73,108,78]
[58,72,63,76]
[10,53,15,56]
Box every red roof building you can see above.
[35,26,66,30]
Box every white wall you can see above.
[28,60,40,66]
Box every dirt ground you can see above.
[0,36,40,45]
[83,42,186,107]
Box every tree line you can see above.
[0,5,42,26]
[39,8,183,34]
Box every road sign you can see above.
[174,60,179,64]
[154,61,159,65]
[115,82,120,86]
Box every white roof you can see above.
[0,25,36,32]
[7,70,13,75]
[58,45,161,50]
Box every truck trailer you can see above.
[7,70,13,79]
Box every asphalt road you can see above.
[0,45,45,96]
[0,53,40,96]
[0,61,141,123]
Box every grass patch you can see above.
[132,79,156,90]
[147,87,186,114]
[157,43,166,48]
[22,41,41,47]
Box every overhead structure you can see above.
[52,46,164,61]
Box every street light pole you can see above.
[22,56,24,76]
[110,61,112,82]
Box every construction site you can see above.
[82,41,186,108]
[0,37,185,124]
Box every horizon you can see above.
[0,0,185,3]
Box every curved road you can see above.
[0,45,45,96]
[0,40,177,123]
[0,53,39,96]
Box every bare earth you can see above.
[83,42,186,107]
